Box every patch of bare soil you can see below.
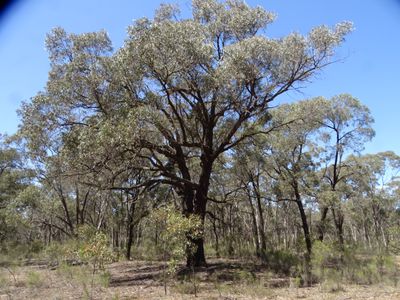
[0,258,399,299]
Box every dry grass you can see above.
[0,258,399,299]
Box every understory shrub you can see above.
[312,241,399,287]
[264,250,299,276]
[26,270,44,288]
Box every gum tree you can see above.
[316,94,374,248]
[346,151,400,249]
[19,0,353,266]
[250,99,325,284]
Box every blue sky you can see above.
[1,0,400,155]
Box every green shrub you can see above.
[312,241,399,286]
[236,243,257,260]
[173,280,197,295]
[49,226,115,299]
[151,205,203,296]
[321,272,345,293]
[26,270,43,288]
[97,270,111,288]
[131,240,163,261]
[0,273,9,288]
[265,250,299,275]
[312,241,343,282]
[152,205,202,273]
[76,226,115,271]
[45,241,74,265]
[56,262,75,279]
[47,225,115,271]
[236,270,257,284]
[28,240,45,257]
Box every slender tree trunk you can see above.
[380,224,388,249]
[57,187,74,234]
[363,220,371,248]
[294,191,312,255]
[80,189,90,225]
[136,223,142,246]
[248,173,267,255]
[211,217,220,258]
[247,193,260,256]
[318,206,329,241]
[293,181,312,286]
[75,186,80,226]
[254,191,267,255]
[332,208,345,252]
[126,197,136,260]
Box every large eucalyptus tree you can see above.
[19,0,353,266]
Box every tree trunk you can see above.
[211,217,220,258]
[318,206,329,241]
[247,192,260,256]
[293,182,312,286]
[332,208,345,252]
[186,158,212,267]
[255,194,267,255]
[252,181,267,255]
[296,203,312,255]
[125,197,136,260]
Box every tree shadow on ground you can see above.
[108,259,287,288]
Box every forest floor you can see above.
[0,258,400,299]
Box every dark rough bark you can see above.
[114,227,119,248]
[293,181,312,286]
[332,207,345,252]
[255,190,267,254]
[318,206,329,241]
[188,237,206,267]
[295,194,312,256]
[186,158,212,267]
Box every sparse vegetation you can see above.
[26,271,43,288]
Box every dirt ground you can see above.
[0,258,399,299]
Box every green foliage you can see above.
[235,269,257,284]
[320,272,345,293]
[264,250,299,276]
[388,225,400,254]
[311,241,337,272]
[44,239,81,265]
[0,3,398,296]
[56,263,111,298]
[26,270,43,288]
[209,268,271,299]
[173,280,198,295]
[56,262,76,280]
[312,241,399,287]
[97,270,112,288]
[208,268,257,284]
[0,272,9,289]
[44,224,115,298]
[0,240,46,266]
[152,205,202,274]
[130,240,163,261]
[151,205,203,295]
[45,225,115,269]
[16,0,355,280]
[76,225,115,270]
[291,275,302,288]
